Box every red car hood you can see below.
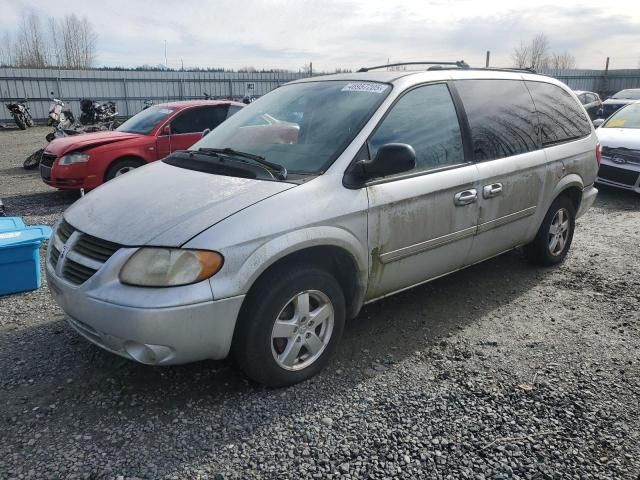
[45,131,143,156]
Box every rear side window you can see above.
[525,81,591,146]
[368,83,465,173]
[454,79,538,161]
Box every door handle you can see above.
[483,183,503,198]
[454,189,478,206]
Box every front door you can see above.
[365,83,479,300]
[156,105,232,159]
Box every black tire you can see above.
[25,114,35,127]
[524,196,576,266]
[23,148,43,170]
[105,158,144,181]
[45,132,55,142]
[15,115,26,130]
[232,266,346,387]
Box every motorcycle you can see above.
[5,100,34,130]
[142,99,154,110]
[47,94,76,129]
[23,125,83,170]
[79,98,119,128]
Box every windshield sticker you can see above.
[0,231,21,239]
[341,82,389,94]
[607,119,626,127]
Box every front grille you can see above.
[50,245,61,268]
[49,219,122,285]
[73,234,121,262]
[598,164,639,186]
[63,258,98,285]
[41,153,57,167]
[57,220,74,243]
[602,147,640,166]
[40,165,51,181]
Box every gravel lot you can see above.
[1,127,639,480]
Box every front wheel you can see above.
[233,267,346,387]
[524,196,576,266]
[105,158,144,181]
[25,114,34,127]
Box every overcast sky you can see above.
[2,0,640,71]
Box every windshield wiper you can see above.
[197,147,287,180]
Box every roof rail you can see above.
[479,67,537,74]
[357,61,470,73]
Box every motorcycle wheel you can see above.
[26,115,35,127]
[23,148,43,170]
[15,116,27,130]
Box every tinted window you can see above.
[455,79,538,161]
[526,81,591,146]
[172,106,229,134]
[368,83,465,173]
[227,105,243,118]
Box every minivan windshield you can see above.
[117,106,175,134]
[188,81,391,174]
[611,89,640,100]
[603,102,640,129]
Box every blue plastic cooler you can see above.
[0,217,52,296]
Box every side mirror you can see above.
[202,128,211,137]
[161,124,171,136]
[344,143,416,187]
[593,118,605,128]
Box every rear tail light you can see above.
[595,143,602,165]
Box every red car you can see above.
[40,100,244,190]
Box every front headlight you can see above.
[59,152,90,165]
[120,248,224,287]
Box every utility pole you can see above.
[309,61,313,77]
[604,56,610,74]
[485,50,490,68]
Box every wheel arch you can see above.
[232,230,368,320]
[104,155,146,182]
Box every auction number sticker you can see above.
[607,119,626,127]
[342,82,389,94]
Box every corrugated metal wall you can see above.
[2,67,640,123]
[540,68,640,96]
[0,68,306,123]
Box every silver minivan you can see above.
[46,66,599,386]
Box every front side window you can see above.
[526,81,592,146]
[116,106,175,135]
[171,106,229,134]
[603,102,640,129]
[368,83,465,173]
[191,81,391,174]
[455,79,538,161]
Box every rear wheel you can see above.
[105,158,144,181]
[233,267,346,387]
[524,196,576,266]
[14,115,26,130]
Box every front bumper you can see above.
[596,159,640,193]
[40,158,99,190]
[46,250,245,365]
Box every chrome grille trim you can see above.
[48,219,122,285]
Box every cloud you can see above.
[1,0,639,70]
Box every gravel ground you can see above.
[1,127,639,480]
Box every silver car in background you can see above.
[46,66,599,386]
[595,100,640,193]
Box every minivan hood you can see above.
[45,131,143,157]
[64,161,296,246]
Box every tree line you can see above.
[512,33,577,70]
[0,11,97,69]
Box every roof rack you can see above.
[357,61,470,73]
